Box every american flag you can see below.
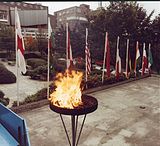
[85,28,91,76]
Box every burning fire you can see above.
[49,70,83,109]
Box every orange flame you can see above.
[49,70,83,109]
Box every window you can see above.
[59,12,61,16]
[59,18,62,22]
[0,10,7,21]
[23,3,27,7]
[17,2,21,6]
[40,6,44,10]
[77,8,81,13]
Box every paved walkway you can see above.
[0,61,47,106]
[19,76,160,146]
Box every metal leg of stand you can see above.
[59,114,87,146]
[76,114,87,146]
[71,115,76,146]
[60,114,71,146]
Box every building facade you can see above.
[54,4,90,31]
[0,2,52,39]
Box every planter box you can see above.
[10,74,150,113]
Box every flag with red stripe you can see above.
[115,36,121,80]
[85,28,91,76]
[134,41,141,76]
[15,7,26,74]
[141,43,148,76]
[66,23,73,70]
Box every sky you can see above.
[27,1,160,19]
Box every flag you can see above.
[115,36,121,80]
[15,7,26,74]
[148,43,153,71]
[102,32,110,83]
[47,17,52,99]
[134,41,140,76]
[141,43,148,76]
[66,23,73,70]
[48,17,52,49]
[85,28,91,80]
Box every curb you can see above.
[10,74,150,114]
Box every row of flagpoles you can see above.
[14,7,153,106]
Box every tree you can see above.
[88,1,154,69]
[0,22,14,58]
[150,14,160,73]
[54,25,66,55]
[54,23,87,58]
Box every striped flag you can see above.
[134,41,140,76]
[66,23,73,70]
[102,32,110,83]
[115,36,121,80]
[141,43,147,76]
[85,28,91,82]
[148,43,153,71]
[15,7,26,74]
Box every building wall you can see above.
[0,4,10,25]
[55,4,90,30]
[0,2,51,39]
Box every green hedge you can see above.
[0,90,4,98]
[0,90,10,106]
[28,65,56,81]
[26,58,46,69]
[0,63,16,84]
[12,88,47,106]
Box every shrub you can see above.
[26,58,46,69]
[0,97,10,106]
[29,65,56,81]
[25,88,47,103]
[0,90,4,98]
[12,88,47,106]
[0,63,16,84]
[0,90,10,106]
[54,63,66,72]
[0,63,5,67]
[24,52,41,59]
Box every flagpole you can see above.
[141,43,145,76]
[148,43,151,74]
[115,36,120,78]
[85,28,88,89]
[102,32,107,84]
[15,7,19,106]
[134,41,138,76]
[47,17,50,99]
[125,39,129,78]
[66,23,69,69]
